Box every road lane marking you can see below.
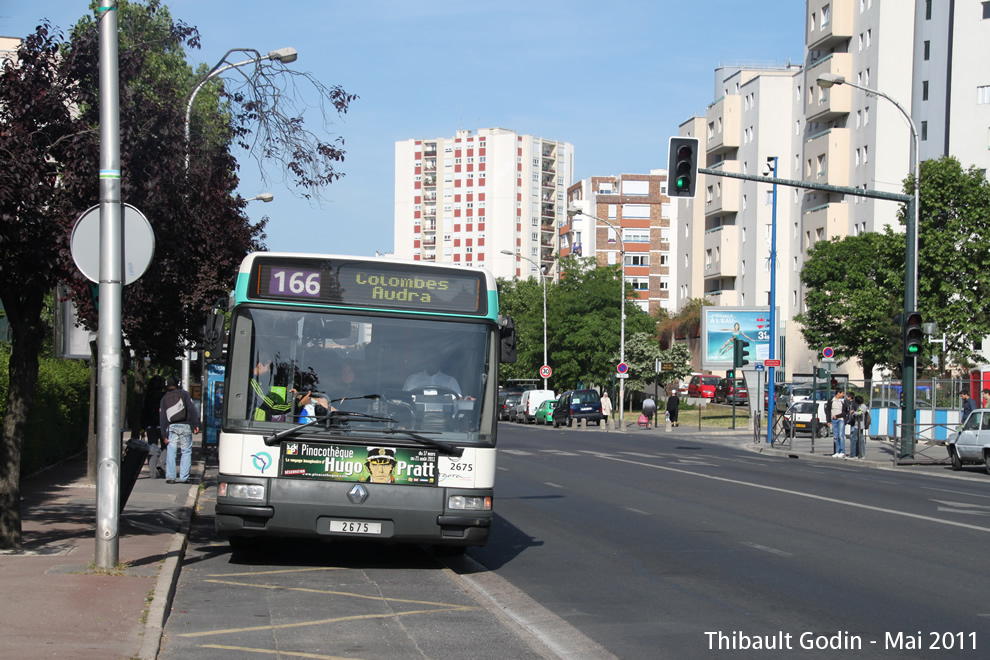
[597,455,990,534]
[544,482,563,488]
[932,500,990,517]
[741,541,793,557]
[922,485,990,500]
[197,644,354,659]
[625,507,650,515]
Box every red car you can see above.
[687,375,720,399]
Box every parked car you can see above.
[535,398,557,425]
[946,408,990,473]
[500,393,521,421]
[687,375,719,400]
[781,400,829,437]
[765,383,827,411]
[715,378,748,405]
[552,389,603,427]
[519,389,556,424]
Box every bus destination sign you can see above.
[250,258,486,315]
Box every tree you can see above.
[904,156,990,369]
[0,1,357,550]
[794,232,903,379]
[618,332,662,394]
[0,22,87,551]
[496,276,547,386]
[656,297,710,349]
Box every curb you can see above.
[138,456,204,660]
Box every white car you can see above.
[946,408,990,474]
[781,400,829,437]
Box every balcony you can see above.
[806,53,852,122]
[802,202,850,248]
[423,177,436,188]
[705,95,741,157]
[704,289,741,306]
[703,225,740,277]
[541,204,555,218]
[542,177,555,188]
[804,128,850,188]
[807,0,854,51]
[704,161,741,217]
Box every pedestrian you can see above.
[961,390,976,422]
[642,396,657,429]
[981,389,990,410]
[849,395,867,459]
[666,390,680,427]
[825,388,848,458]
[600,391,613,432]
[142,375,167,479]
[159,376,201,484]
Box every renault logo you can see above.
[347,483,368,505]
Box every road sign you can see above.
[661,363,675,372]
[71,203,155,285]
[617,362,628,374]
[822,347,835,358]
[616,373,629,379]
[764,359,781,367]
[540,365,552,378]
[754,364,765,372]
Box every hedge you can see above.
[0,346,91,476]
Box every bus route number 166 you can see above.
[271,268,321,298]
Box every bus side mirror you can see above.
[499,316,517,363]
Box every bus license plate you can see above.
[330,520,382,535]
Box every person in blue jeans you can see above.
[825,388,848,458]
[159,376,201,484]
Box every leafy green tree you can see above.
[901,156,990,368]
[496,276,547,386]
[657,343,693,388]
[794,232,903,379]
[618,332,662,394]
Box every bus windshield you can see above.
[225,307,496,445]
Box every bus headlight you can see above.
[448,495,491,511]
[218,482,266,500]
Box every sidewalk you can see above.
[0,443,203,660]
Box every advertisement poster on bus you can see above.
[279,444,438,486]
[700,307,778,371]
[204,362,224,450]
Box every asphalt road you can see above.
[471,422,990,658]
[158,426,990,659]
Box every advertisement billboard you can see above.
[701,307,778,371]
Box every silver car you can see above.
[947,408,990,474]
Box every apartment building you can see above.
[565,172,673,315]
[393,127,574,281]
[674,0,988,379]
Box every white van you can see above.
[519,389,556,424]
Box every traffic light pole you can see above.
[698,167,918,458]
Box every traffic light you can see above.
[904,311,923,357]
[733,339,751,369]
[667,137,699,198]
[726,369,735,379]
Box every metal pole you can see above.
[505,252,548,389]
[95,0,122,569]
[766,157,778,445]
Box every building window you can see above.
[978,85,990,104]
[922,80,929,101]
[622,229,650,243]
[624,255,650,267]
[821,4,830,26]
[924,40,930,60]
[984,1,990,19]
[921,121,928,141]
[925,0,932,20]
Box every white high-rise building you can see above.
[394,127,573,281]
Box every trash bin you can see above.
[119,437,150,512]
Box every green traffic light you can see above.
[907,344,920,354]
[676,176,690,190]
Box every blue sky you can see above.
[2,1,805,257]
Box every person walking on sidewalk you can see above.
[849,394,867,459]
[159,376,201,484]
[825,388,849,458]
[600,391,613,431]
[666,390,680,427]
[142,375,167,479]
[642,396,657,429]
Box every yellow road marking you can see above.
[179,606,477,637]
[198,643,357,659]
[203,578,473,608]
[208,567,347,577]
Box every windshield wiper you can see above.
[354,427,464,457]
[262,407,395,446]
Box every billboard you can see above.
[701,307,778,371]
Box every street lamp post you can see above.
[567,209,626,431]
[817,73,920,455]
[246,193,274,203]
[502,250,548,389]
[184,47,298,171]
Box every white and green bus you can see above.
[214,253,515,551]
